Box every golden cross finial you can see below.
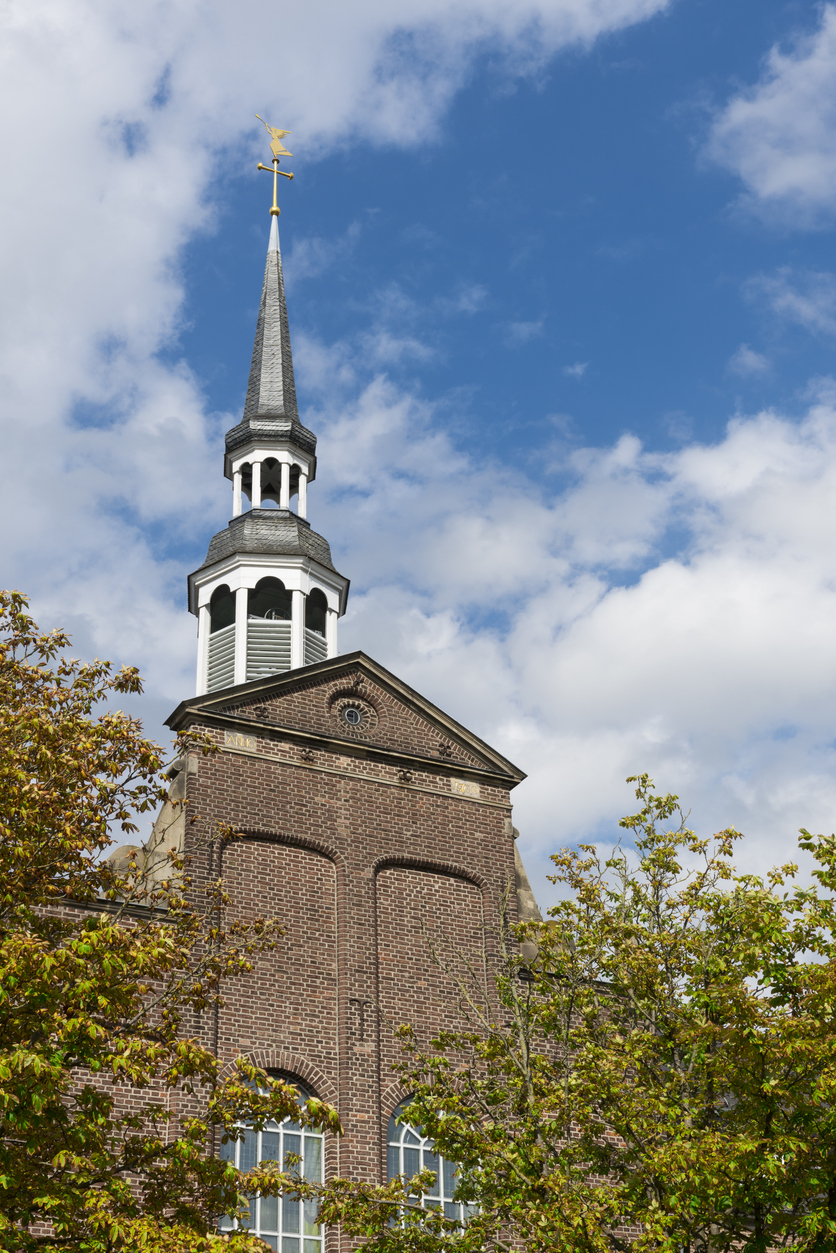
[256,115,294,216]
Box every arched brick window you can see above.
[219,1081,323,1252]
[386,1099,473,1224]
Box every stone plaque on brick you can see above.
[224,730,257,752]
[451,777,480,797]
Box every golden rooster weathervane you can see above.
[255,115,294,216]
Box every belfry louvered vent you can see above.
[207,623,235,692]
[305,628,327,666]
[247,619,292,680]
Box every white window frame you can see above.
[220,1085,324,1252]
[386,1100,475,1225]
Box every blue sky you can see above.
[177,0,832,461]
[4,0,836,903]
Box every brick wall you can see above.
[167,659,525,1249]
[220,669,484,767]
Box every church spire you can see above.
[242,215,298,423]
[187,134,349,696]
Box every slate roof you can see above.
[225,216,315,463]
[244,215,297,422]
[192,509,340,575]
[225,415,316,458]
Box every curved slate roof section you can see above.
[194,509,338,576]
[225,415,317,458]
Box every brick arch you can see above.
[217,1051,341,1182]
[379,1079,417,1178]
[223,1049,338,1107]
[380,1078,415,1118]
[324,673,385,715]
[380,1081,415,1131]
[371,854,489,898]
[234,828,344,871]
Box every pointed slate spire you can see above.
[191,191,347,696]
[243,215,298,422]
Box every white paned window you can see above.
[386,1100,475,1225]
[219,1086,323,1252]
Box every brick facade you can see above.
[165,650,527,1234]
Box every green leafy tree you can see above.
[307,775,836,1253]
[0,591,340,1252]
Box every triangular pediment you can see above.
[166,652,525,785]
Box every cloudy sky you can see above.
[4,0,836,904]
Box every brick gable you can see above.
[168,651,526,786]
[223,672,484,767]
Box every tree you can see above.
[0,591,340,1252]
[308,775,836,1253]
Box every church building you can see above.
[160,185,539,1250]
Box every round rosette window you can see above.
[332,696,378,732]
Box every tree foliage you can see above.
[312,775,836,1253]
[0,592,340,1252]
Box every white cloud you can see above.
[441,284,489,315]
[289,353,836,904]
[707,4,836,223]
[11,0,833,908]
[507,319,545,343]
[727,343,770,376]
[746,268,836,336]
[0,0,670,662]
[563,361,589,377]
[285,222,362,287]
[361,330,436,365]
[662,409,693,442]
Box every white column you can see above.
[298,471,308,519]
[251,461,262,509]
[291,588,305,669]
[196,605,210,695]
[233,469,242,517]
[233,586,248,686]
[280,461,290,510]
[325,607,338,659]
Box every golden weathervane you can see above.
[256,115,294,216]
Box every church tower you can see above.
[160,146,539,1249]
[189,214,348,696]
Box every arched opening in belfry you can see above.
[209,585,235,633]
[240,462,253,503]
[305,588,327,637]
[260,457,281,507]
[248,577,291,621]
[289,462,301,505]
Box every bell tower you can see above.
[157,126,537,1251]
[189,213,349,695]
